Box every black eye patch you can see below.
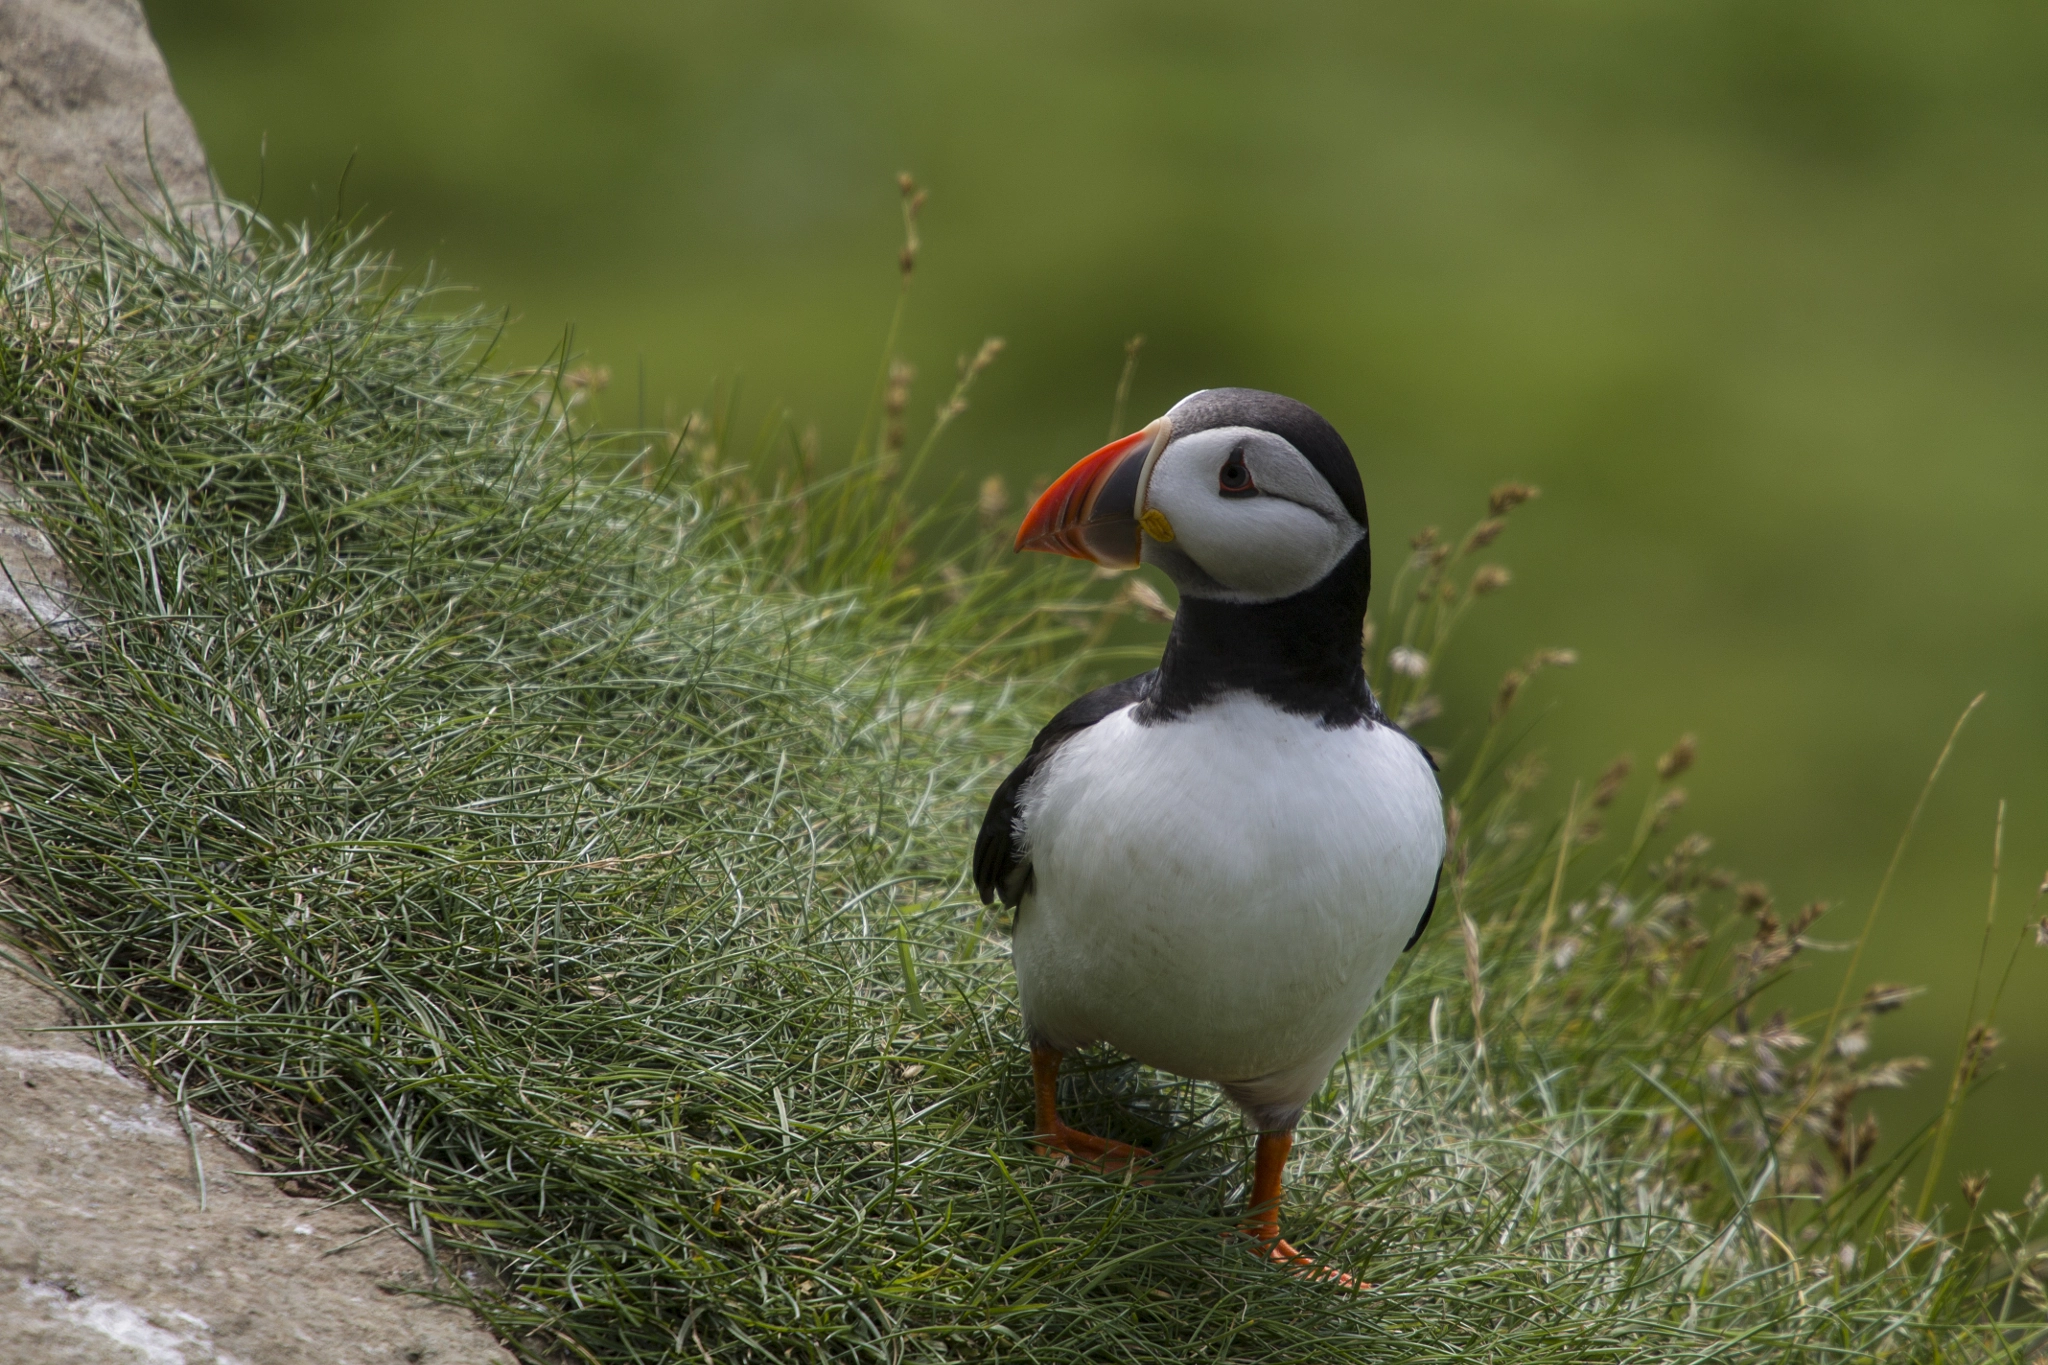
[1217,447,1258,499]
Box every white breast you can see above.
[1011,693,1444,1127]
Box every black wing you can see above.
[972,670,1156,909]
[1402,865,1442,952]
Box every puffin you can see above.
[973,387,1445,1278]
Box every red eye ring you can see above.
[1218,447,1257,499]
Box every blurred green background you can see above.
[142,1,2043,1197]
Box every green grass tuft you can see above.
[0,205,2041,1363]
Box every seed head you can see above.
[977,475,1009,528]
[1756,1012,1806,1052]
[1505,754,1547,792]
[1657,734,1697,781]
[1494,668,1527,718]
[1737,882,1772,914]
[1650,788,1687,834]
[1122,579,1175,623]
[1857,1056,1928,1091]
[1410,526,1439,551]
[883,360,915,456]
[1960,1173,1988,1209]
[1465,519,1506,550]
[2036,915,2048,947]
[897,174,924,275]
[1389,646,1430,678]
[1592,755,1633,808]
[961,336,1006,380]
[1398,695,1442,727]
[886,360,914,415]
[1962,1023,2001,1081]
[1460,913,1485,1020]
[1831,1111,1879,1174]
[1488,482,1540,516]
[1471,564,1512,596]
[1861,982,1918,1014]
[1835,1025,1869,1059]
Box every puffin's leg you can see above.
[1243,1129,1359,1287]
[1031,1042,1149,1170]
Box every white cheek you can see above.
[1146,456,1357,599]
[1173,498,1350,599]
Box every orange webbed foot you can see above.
[1035,1118,1151,1173]
[1240,1129,1368,1288]
[1246,1230,1366,1289]
[1029,1042,1152,1175]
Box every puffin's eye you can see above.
[1217,448,1257,499]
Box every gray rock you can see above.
[0,959,520,1365]
[0,480,87,657]
[0,0,215,238]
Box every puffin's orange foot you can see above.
[1029,1043,1151,1174]
[1239,1132,1365,1287]
[1249,1231,1366,1289]
[1036,1119,1151,1173]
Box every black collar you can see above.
[1135,538,1383,728]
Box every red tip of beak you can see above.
[1014,424,1160,566]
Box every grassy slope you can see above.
[0,212,2039,1363]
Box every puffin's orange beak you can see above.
[1014,418,1171,568]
